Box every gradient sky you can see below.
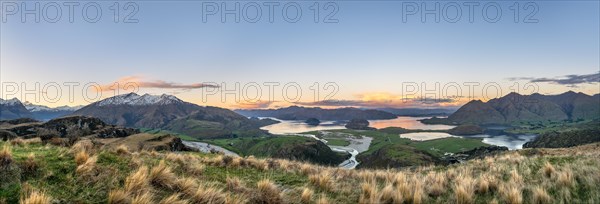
[1,1,599,109]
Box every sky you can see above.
[1,1,599,109]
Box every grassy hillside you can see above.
[1,139,599,203]
[204,136,349,166]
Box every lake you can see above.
[259,116,537,150]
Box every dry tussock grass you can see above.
[150,160,177,189]
[124,166,150,195]
[75,155,97,175]
[309,171,333,191]
[499,184,522,204]
[300,187,314,204]
[115,144,130,155]
[0,145,13,167]
[108,189,129,204]
[10,138,24,146]
[159,194,189,204]
[531,186,551,204]
[131,192,154,204]
[20,190,52,204]
[192,185,227,204]
[21,153,39,176]
[255,179,282,204]
[74,150,89,166]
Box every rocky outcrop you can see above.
[445,146,509,162]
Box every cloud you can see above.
[231,101,276,109]
[98,76,219,92]
[293,92,461,109]
[508,72,600,85]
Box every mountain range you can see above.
[422,91,600,125]
[235,106,397,120]
[0,98,81,121]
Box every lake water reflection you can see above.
[368,117,455,130]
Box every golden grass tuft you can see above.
[124,166,150,195]
[131,192,154,204]
[75,156,97,175]
[116,145,130,155]
[309,171,333,191]
[499,184,522,204]
[108,189,129,204]
[10,138,24,146]
[531,186,552,204]
[70,139,94,155]
[453,175,475,204]
[0,145,13,167]
[150,160,177,189]
[316,194,329,204]
[176,177,198,196]
[255,179,282,204]
[359,181,379,204]
[185,162,205,176]
[379,183,401,204]
[556,169,574,188]
[300,187,314,204]
[543,162,555,178]
[476,177,490,194]
[425,172,446,196]
[159,194,189,204]
[192,185,227,204]
[20,190,52,204]
[74,150,89,166]
[225,194,248,204]
[226,176,245,193]
[21,153,39,175]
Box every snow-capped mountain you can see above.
[94,93,184,106]
[0,98,32,120]
[71,93,270,139]
[23,101,83,112]
[0,98,22,106]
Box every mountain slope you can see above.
[0,98,32,120]
[424,91,600,125]
[235,106,397,120]
[71,93,269,139]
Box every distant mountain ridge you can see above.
[422,91,600,125]
[71,93,271,139]
[235,106,397,120]
[376,108,456,116]
[1,98,81,121]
